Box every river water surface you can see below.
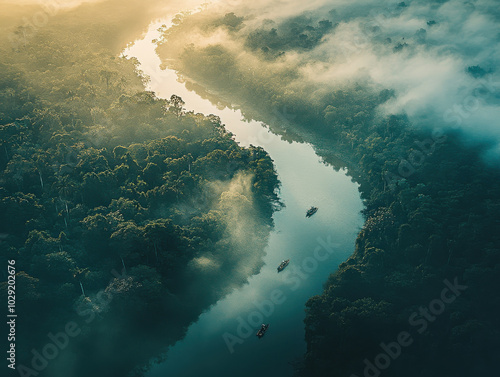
[125,17,364,377]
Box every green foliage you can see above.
[0,12,279,377]
[158,10,500,377]
[245,15,335,58]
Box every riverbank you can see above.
[0,6,279,377]
[154,8,500,377]
[126,19,364,377]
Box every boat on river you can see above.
[256,324,270,338]
[306,206,318,218]
[277,259,290,272]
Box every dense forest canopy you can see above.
[1,0,499,376]
[156,2,500,376]
[0,2,279,376]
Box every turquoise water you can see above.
[126,19,364,377]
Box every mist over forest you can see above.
[158,1,500,376]
[1,1,499,377]
[158,0,500,156]
[0,1,279,376]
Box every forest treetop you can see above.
[0,3,280,376]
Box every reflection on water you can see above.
[126,19,364,377]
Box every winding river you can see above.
[125,17,364,377]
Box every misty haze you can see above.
[0,1,499,377]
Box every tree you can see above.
[0,193,43,233]
[32,251,78,282]
[109,221,143,263]
[99,70,118,91]
[168,94,185,117]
